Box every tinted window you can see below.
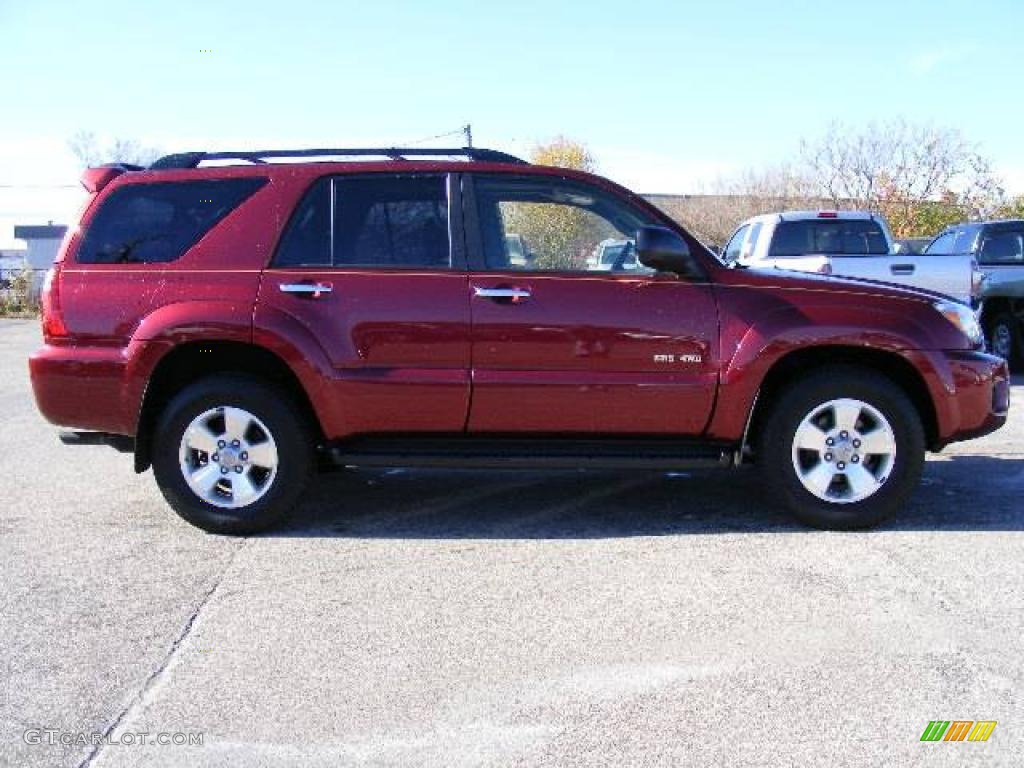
[78,179,265,264]
[472,176,661,272]
[274,179,331,267]
[769,219,888,257]
[274,176,450,268]
[924,231,956,255]
[978,231,1024,264]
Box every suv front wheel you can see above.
[152,375,313,534]
[758,366,925,529]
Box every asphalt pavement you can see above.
[1,318,1022,767]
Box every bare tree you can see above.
[68,130,162,168]
[800,120,1005,236]
[653,164,822,249]
[659,121,1008,244]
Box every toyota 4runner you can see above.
[29,147,1010,533]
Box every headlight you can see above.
[934,300,983,346]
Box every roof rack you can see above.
[149,146,527,170]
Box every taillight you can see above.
[40,264,68,339]
[817,211,838,219]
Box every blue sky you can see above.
[2,0,1023,245]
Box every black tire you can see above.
[151,375,313,534]
[757,366,925,530]
[986,313,1022,367]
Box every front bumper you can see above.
[932,349,1009,448]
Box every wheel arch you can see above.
[134,340,323,472]
[743,346,939,458]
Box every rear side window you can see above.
[77,179,265,264]
[274,175,450,269]
[978,231,1024,264]
[769,219,889,257]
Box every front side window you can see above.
[723,224,750,263]
[78,178,265,264]
[471,176,663,273]
[274,175,450,269]
[924,231,956,255]
[769,219,889,257]
[954,227,980,254]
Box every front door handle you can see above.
[890,264,915,276]
[279,282,333,297]
[473,286,532,301]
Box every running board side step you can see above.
[327,437,735,471]
[58,430,135,453]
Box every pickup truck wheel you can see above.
[151,375,312,534]
[987,313,1022,366]
[759,367,924,529]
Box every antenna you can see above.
[463,123,473,148]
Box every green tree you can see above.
[994,195,1024,220]
[501,137,604,270]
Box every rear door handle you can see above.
[890,264,915,276]
[279,282,333,297]
[473,286,532,301]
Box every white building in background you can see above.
[0,247,27,271]
[14,223,67,270]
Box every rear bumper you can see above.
[29,344,140,435]
[929,349,1009,448]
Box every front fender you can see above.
[706,295,946,442]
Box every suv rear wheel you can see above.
[758,366,924,529]
[152,375,312,534]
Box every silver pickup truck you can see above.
[723,211,979,306]
[925,219,1024,365]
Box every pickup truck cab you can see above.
[724,210,979,305]
[926,219,1024,365]
[29,148,1009,534]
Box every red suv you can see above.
[29,147,1010,533]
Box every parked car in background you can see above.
[893,237,931,255]
[925,219,1024,365]
[586,238,642,271]
[723,211,980,305]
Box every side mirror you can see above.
[636,226,701,277]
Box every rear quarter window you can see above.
[76,178,265,264]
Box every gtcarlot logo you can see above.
[24,729,203,747]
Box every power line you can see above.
[403,124,473,147]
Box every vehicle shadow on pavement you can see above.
[269,454,1024,539]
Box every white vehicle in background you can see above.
[587,238,642,271]
[722,211,980,305]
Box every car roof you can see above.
[736,210,879,228]
[92,146,626,192]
